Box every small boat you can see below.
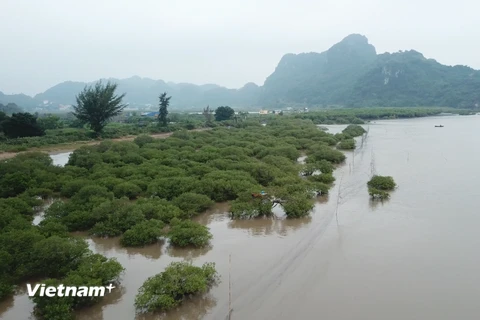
[434,125,444,128]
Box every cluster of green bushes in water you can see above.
[0,118,396,318]
[367,175,397,199]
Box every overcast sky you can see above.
[1,0,478,95]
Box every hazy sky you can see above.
[1,0,478,95]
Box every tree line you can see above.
[0,81,236,139]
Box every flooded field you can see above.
[2,115,480,320]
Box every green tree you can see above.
[72,81,126,135]
[158,92,171,127]
[214,106,235,121]
[1,113,45,138]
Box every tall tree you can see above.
[1,112,45,138]
[158,92,171,127]
[202,105,213,125]
[72,81,126,135]
[214,106,235,121]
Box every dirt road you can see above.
[0,128,210,160]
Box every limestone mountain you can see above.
[260,34,377,106]
[347,50,480,108]
[1,34,479,110]
[260,34,480,108]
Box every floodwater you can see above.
[50,151,72,166]
[2,114,480,320]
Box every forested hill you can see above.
[2,34,480,110]
[260,34,480,108]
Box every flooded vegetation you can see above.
[2,114,480,320]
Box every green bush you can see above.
[31,254,124,319]
[368,187,390,199]
[282,195,314,218]
[89,202,144,237]
[230,198,273,219]
[172,193,214,216]
[135,261,218,313]
[60,179,93,197]
[120,220,165,247]
[367,175,396,191]
[134,198,186,222]
[134,134,155,147]
[113,182,142,199]
[308,145,346,164]
[337,138,356,150]
[32,236,89,278]
[342,124,366,137]
[308,173,335,184]
[167,219,212,247]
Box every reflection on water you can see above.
[368,197,391,211]
[50,152,72,167]
[228,216,313,237]
[166,245,212,259]
[87,236,165,260]
[0,296,14,319]
[315,194,329,204]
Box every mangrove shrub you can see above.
[167,219,212,247]
[135,261,218,313]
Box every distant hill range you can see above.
[2,34,479,111]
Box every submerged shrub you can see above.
[342,124,366,137]
[135,261,218,313]
[167,219,212,247]
[367,175,396,191]
[368,187,390,199]
[308,145,346,164]
[120,220,165,247]
[282,195,314,218]
[230,198,273,219]
[337,138,356,150]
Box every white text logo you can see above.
[27,283,116,297]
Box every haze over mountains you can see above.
[2,34,479,111]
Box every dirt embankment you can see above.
[0,128,210,160]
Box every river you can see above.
[1,114,480,320]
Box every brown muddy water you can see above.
[2,115,480,320]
